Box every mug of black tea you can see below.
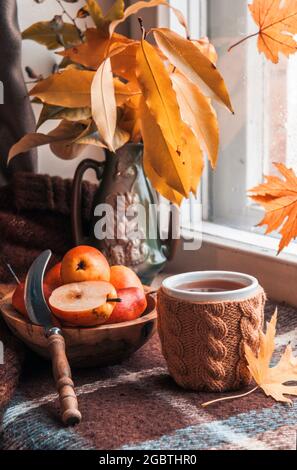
[157,271,266,392]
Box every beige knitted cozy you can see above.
[157,287,266,392]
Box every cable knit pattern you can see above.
[234,292,266,389]
[195,304,228,392]
[157,287,266,392]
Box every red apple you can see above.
[44,262,63,290]
[110,265,143,291]
[105,287,147,324]
[12,282,52,319]
[49,280,117,327]
[61,245,110,284]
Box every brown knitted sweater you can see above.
[0,172,97,283]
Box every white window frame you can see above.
[160,0,297,305]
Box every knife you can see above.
[25,249,82,426]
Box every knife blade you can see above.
[24,249,53,331]
[24,250,82,426]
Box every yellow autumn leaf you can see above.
[145,163,184,206]
[8,121,87,162]
[29,69,95,108]
[245,311,297,404]
[109,0,189,37]
[118,95,142,143]
[182,124,204,194]
[140,98,191,199]
[85,0,125,35]
[91,57,117,152]
[194,37,218,64]
[22,20,81,50]
[36,104,92,130]
[153,28,233,113]
[85,0,104,30]
[58,29,132,70]
[104,0,125,23]
[136,39,186,164]
[114,79,141,107]
[171,72,219,168]
[111,42,139,81]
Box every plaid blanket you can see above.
[0,293,297,451]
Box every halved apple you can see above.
[49,281,118,327]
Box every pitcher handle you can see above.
[71,159,105,246]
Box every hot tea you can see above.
[177,279,246,293]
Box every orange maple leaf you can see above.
[229,0,297,63]
[249,162,297,253]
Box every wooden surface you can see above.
[0,287,157,368]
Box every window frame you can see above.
[160,0,297,301]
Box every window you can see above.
[167,0,297,241]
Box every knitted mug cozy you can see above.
[157,286,266,392]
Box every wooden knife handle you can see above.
[47,328,82,426]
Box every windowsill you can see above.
[200,222,297,265]
[166,222,297,307]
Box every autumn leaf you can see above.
[104,0,125,23]
[58,29,132,70]
[118,95,142,143]
[109,0,189,37]
[245,312,297,404]
[29,69,95,108]
[182,124,204,194]
[8,121,87,162]
[136,39,187,174]
[85,0,125,35]
[145,162,184,206]
[22,19,81,50]
[111,42,139,81]
[171,72,219,169]
[194,37,218,64]
[203,311,297,407]
[91,57,117,151]
[85,0,104,30]
[153,28,233,113]
[114,79,141,107]
[36,104,92,130]
[230,0,297,64]
[249,163,297,253]
[140,98,191,200]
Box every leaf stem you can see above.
[56,0,83,41]
[138,17,146,40]
[228,32,259,52]
[201,386,259,407]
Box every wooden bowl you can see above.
[0,290,157,368]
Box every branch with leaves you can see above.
[9,0,233,204]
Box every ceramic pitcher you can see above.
[71,143,177,284]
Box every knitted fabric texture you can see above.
[0,285,24,413]
[0,172,97,283]
[157,287,266,392]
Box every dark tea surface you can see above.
[177,279,246,293]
